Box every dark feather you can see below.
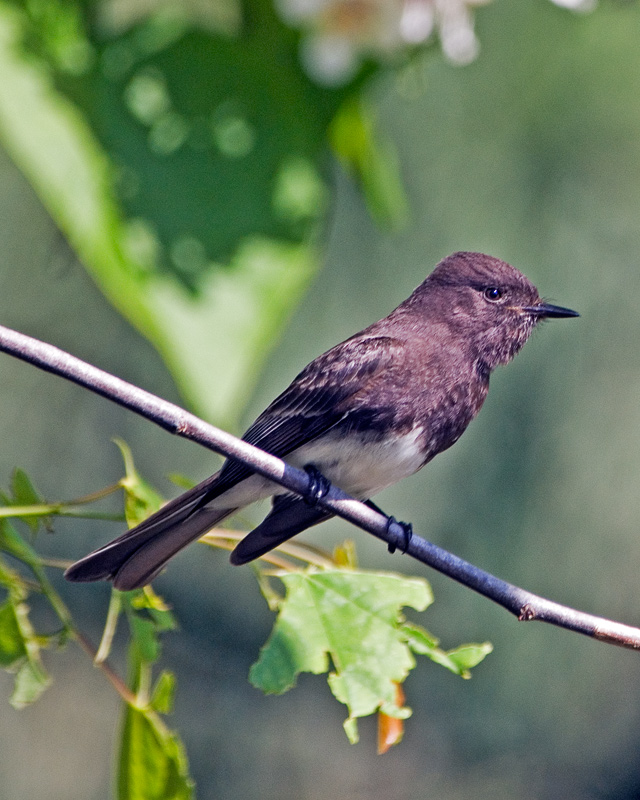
[230,494,332,565]
[197,336,405,499]
[66,337,404,585]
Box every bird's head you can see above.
[409,251,579,370]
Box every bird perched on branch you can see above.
[65,251,578,590]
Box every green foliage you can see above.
[330,97,409,229]
[0,576,51,708]
[115,438,164,526]
[0,459,196,796]
[115,589,190,800]
[0,512,62,708]
[0,448,493,794]
[250,568,491,743]
[0,0,406,425]
[8,469,40,505]
[401,622,493,679]
[117,705,194,800]
[0,468,50,532]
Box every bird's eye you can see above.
[483,287,502,302]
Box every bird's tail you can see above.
[65,473,236,591]
[230,494,332,565]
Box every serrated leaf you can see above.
[400,621,440,651]
[250,569,432,737]
[402,621,493,678]
[118,706,194,800]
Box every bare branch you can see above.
[0,323,638,649]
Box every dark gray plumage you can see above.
[65,252,578,589]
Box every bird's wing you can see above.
[65,335,405,587]
[203,334,406,498]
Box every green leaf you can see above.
[127,609,162,665]
[255,570,284,612]
[329,97,409,229]
[166,474,195,491]
[443,642,494,675]
[117,706,194,800]
[124,587,177,667]
[0,469,48,533]
[10,468,43,508]
[131,587,177,634]
[146,237,317,425]
[250,569,433,740]
[0,599,27,667]
[0,3,336,427]
[151,670,176,714]
[114,440,164,528]
[0,519,41,570]
[60,12,336,274]
[11,658,51,709]
[10,469,46,532]
[402,621,493,679]
[0,581,52,708]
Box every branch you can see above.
[0,323,638,650]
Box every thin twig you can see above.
[201,528,338,569]
[94,589,123,664]
[0,323,639,649]
[0,504,124,521]
[74,630,138,705]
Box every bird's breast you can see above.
[415,383,488,461]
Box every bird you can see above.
[64,252,578,590]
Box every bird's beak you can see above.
[522,302,580,319]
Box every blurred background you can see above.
[1,0,640,798]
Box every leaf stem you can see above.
[201,529,337,569]
[95,589,123,664]
[74,629,138,706]
[0,504,124,521]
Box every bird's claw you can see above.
[303,464,331,506]
[386,516,413,555]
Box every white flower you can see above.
[274,0,595,85]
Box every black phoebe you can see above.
[65,252,578,590]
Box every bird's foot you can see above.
[364,500,413,554]
[303,464,331,506]
[385,516,413,555]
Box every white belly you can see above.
[286,426,425,498]
[208,427,425,511]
